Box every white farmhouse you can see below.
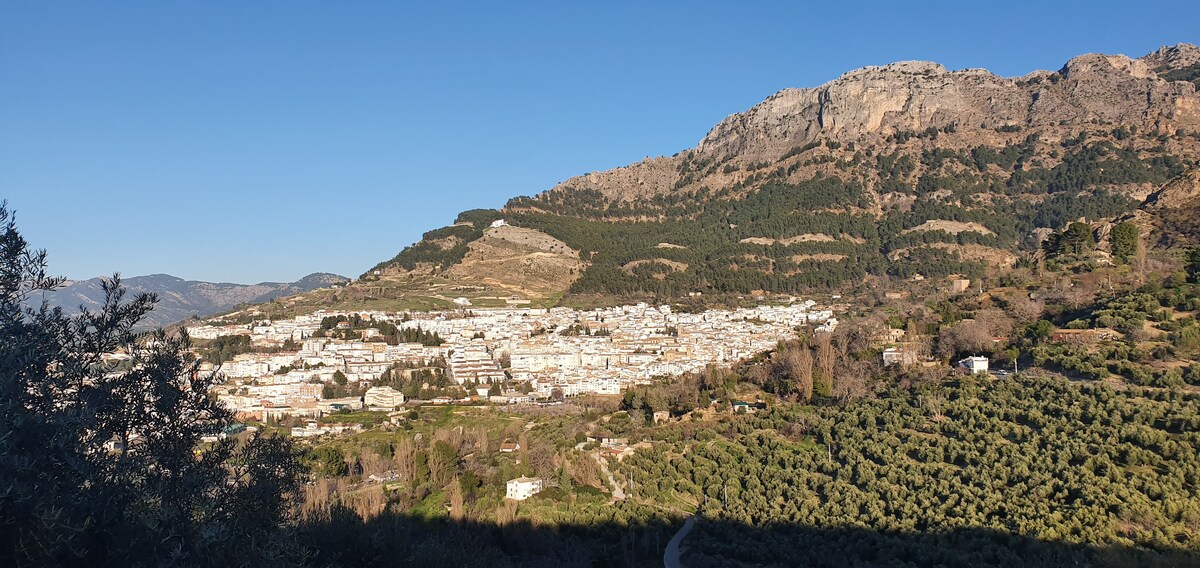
[506,477,543,500]
[958,356,989,375]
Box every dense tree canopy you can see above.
[0,205,302,566]
[618,376,1200,567]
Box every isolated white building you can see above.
[958,356,989,374]
[363,386,405,409]
[506,477,543,500]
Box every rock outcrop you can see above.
[540,45,1200,201]
[1141,43,1200,72]
[365,43,1200,306]
[1143,168,1200,209]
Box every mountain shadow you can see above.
[294,507,1200,568]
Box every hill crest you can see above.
[340,43,1200,309]
[36,272,349,328]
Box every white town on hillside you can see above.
[188,301,837,426]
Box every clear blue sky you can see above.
[3,1,1198,283]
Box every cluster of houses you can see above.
[189,300,836,429]
[875,317,996,376]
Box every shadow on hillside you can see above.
[296,507,1200,568]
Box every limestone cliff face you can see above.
[1141,43,1200,72]
[537,45,1200,202]
[699,62,1025,159]
[1034,53,1196,128]
[702,52,1198,158]
[1123,168,1200,248]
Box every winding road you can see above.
[663,516,696,568]
[573,441,692,565]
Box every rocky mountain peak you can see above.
[537,44,1200,202]
[839,60,950,79]
[370,43,1200,309]
[1060,52,1154,80]
[1141,43,1200,71]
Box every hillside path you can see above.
[575,438,626,501]
[664,516,696,568]
[593,452,625,500]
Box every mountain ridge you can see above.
[534,44,1200,202]
[322,43,1200,311]
[36,272,349,328]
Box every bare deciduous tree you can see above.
[975,308,1015,340]
[568,453,603,489]
[833,360,873,402]
[393,436,417,483]
[816,332,836,395]
[938,320,993,358]
[471,427,489,454]
[793,346,815,402]
[496,500,518,525]
[1002,293,1045,323]
[528,445,560,480]
[448,477,465,520]
[359,450,390,478]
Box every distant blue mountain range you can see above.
[31,272,349,329]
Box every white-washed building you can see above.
[506,477,543,500]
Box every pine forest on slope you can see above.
[344,44,1200,310]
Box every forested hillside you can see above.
[360,44,1200,306]
[621,376,1200,567]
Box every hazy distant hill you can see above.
[330,43,1200,310]
[34,272,349,328]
